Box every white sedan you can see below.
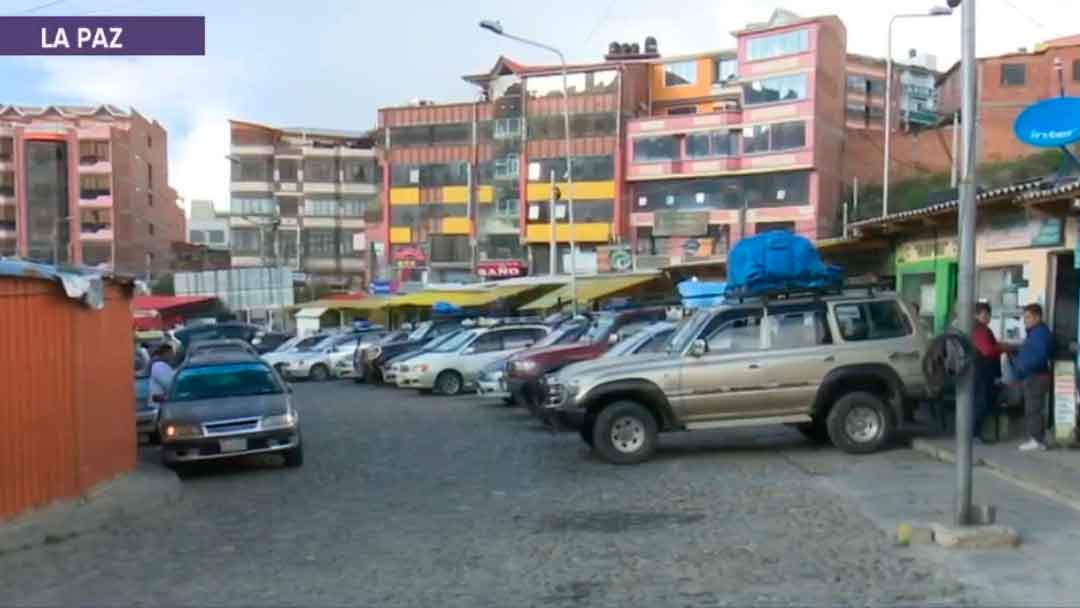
[398,324,550,395]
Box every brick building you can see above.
[0,105,185,276]
[227,121,379,289]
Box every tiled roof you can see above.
[1016,179,1080,203]
[848,179,1050,229]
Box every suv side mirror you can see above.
[688,339,707,358]
[608,333,620,346]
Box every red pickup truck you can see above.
[504,307,670,420]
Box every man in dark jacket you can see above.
[1009,303,1054,451]
[971,302,1005,442]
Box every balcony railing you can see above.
[80,189,111,199]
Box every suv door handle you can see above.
[823,355,835,363]
[748,363,761,369]
[889,351,919,361]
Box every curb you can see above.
[0,461,182,555]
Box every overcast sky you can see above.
[1,0,1078,211]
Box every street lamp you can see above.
[883,5,953,217]
[479,19,578,314]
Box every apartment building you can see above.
[0,105,185,275]
[378,53,651,282]
[624,9,848,266]
[187,199,229,250]
[227,121,379,289]
[845,51,939,132]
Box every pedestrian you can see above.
[1006,303,1054,451]
[149,343,176,404]
[971,302,1004,443]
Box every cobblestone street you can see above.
[1,382,987,606]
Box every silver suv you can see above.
[544,293,929,464]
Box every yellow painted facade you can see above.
[390,227,412,243]
[525,181,615,201]
[525,222,611,243]
[389,187,420,205]
[441,217,471,235]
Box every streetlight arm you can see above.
[490,30,566,64]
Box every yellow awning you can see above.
[518,275,660,311]
[386,284,540,308]
[292,297,390,314]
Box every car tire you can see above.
[435,370,463,396]
[793,420,829,444]
[148,431,161,445]
[579,412,596,447]
[309,364,330,382]
[283,441,304,468]
[826,391,893,454]
[501,396,515,407]
[591,401,658,465]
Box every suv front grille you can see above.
[203,417,260,436]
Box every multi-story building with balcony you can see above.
[228,121,380,289]
[378,52,651,282]
[624,10,848,267]
[0,104,184,275]
[187,199,229,250]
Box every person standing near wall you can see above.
[971,303,1005,442]
[1007,303,1054,451]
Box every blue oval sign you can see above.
[1014,97,1080,147]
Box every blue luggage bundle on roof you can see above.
[678,280,727,309]
[725,230,842,297]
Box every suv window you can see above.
[471,331,504,353]
[614,321,651,342]
[702,315,763,353]
[833,301,911,341]
[766,310,832,349]
[501,328,545,349]
[639,329,674,353]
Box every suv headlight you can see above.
[516,360,539,374]
[262,410,297,430]
[161,422,202,439]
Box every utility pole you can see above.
[954,0,979,527]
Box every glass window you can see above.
[341,159,373,183]
[494,118,521,139]
[756,221,795,232]
[0,138,12,162]
[494,156,519,179]
[340,199,367,217]
[1073,60,1080,82]
[430,123,471,145]
[419,162,469,187]
[304,198,338,217]
[767,310,832,349]
[208,230,226,244]
[633,136,678,162]
[771,121,806,150]
[0,171,13,196]
[470,332,504,353]
[501,328,543,350]
[686,129,739,158]
[231,198,275,215]
[867,79,886,97]
[80,174,111,198]
[846,73,867,93]
[496,199,518,218]
[667,106,697,115]
[833,301,912,342]
[390,164,420,186]
[189,230,206,244]
[169,363,282,401]
[702,315,763,353]
[231,157,273,181]
[304,229,337,257]
[744,171,810,207]
[570,113,617,137]
[78,140,109,164]
[1001,63,1026,86]
[743,125,771,154]
[714,57,738,83]
[429,235,470,263]
[390,123,471,147]
[743,73,809,105]
[231,228,260,254]
[277,158,298,181]
[664,60,698,87]
[304,158,337,183]
[746,29,810,62]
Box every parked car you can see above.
[360,320,462,383]
[172,321,261,357]
[504,307,670,414]
[158,351,302,468]
[134,346,157,441]
[350,329,410,382]
[544,293,931,464]
[333,330,392,379]
[475,319,592,403]
[263,333,338,377]
[398,324,551,395]
[279,329,382,381]
[184,338,260,361]
[384,330,467,386]
[252,331,293,354]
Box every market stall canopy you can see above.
[386,284,538,308]
[519,274,660,311]
[292,296,391,314]
[295,306,328,320]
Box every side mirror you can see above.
[608,333,620,346]
[688,339,707,358]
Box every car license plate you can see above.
[220,438,247,453]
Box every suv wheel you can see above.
[435,370,463,396]
[591,401,657,464]
[309,364,330,382]
[826,392,893,454]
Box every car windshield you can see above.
[534,324,583,348]
[169,363,283,401]
[408,321,433,341]
[584,316,617,343]
[379,330,409,344]
[431,330,476,353]
[420,329,462,351]
[296,335,334,352]
[605,330,650,357]
[273,335,305,352]
[667,309,711,354]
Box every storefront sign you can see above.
[1053,359,1077,440]
[597,246,633,273]
[631,212,655,228]
[477,260,527,278]
[985,209,1063,250]
[352,232,367,251]
[369,279,397,295]
[896,237,957,263]
[393,246,426,269]
[1014,97,1080,148]
[653,210,709,237]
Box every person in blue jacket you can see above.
[1008,303,1054,451]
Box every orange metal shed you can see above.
[0,268,136,521]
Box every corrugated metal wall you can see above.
[0,278,135,521]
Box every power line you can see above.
[997,0,1046,30]
[583,0,618,47]
[18,0,66,13]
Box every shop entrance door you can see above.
[1050,251,1077,358]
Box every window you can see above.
[525,72,605,98]
[78,140,109,164]
[208,230,226,244]
[494,156,519,179]
[340,199,366,217]
[0,171,12,196]
[190,230,206,244]
[745,171,810,207]
[664,60,697,87]
[500,328,544,350]
[714,57,738,83]
[496,199,518,218]
[846,74,867,93]
[702,315,763,353]
[148,192,153,207]
[743,124,771,154]
[390,123,472,147]
[569,113,617,137]
[746,29,809,62]
[1001,63,1026,86]
[742,121,806,154]
[767,310,832,349]
[0,138,12,162]
[494,118,522,139]
[744,73,808,105]
[686,129,739,158]
[231,228,261,254]
[390,164,420,186]
[304,198,337,217]
[277,158,298,181]
[867,79,886,97]
[170,363,281,402]
[528,155,614,182]
[231,198,276,215]
[1073,59,1080,82]
[419,162,469,187]
[429,235,470,263]
[757,221,795,233]
[232,157,272,181]
[667,106,698,115]
[341,159,373,183]
[833,301,912,342]
[147,163,153,189]
[633,136,678,162]
[148,223,155,236]
[146,134,152,149]
[304,158,337,182]
[304,229,337,257]
[79,174,111,198]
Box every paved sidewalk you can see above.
[0,456,181,555]
[912,437,1080,511]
